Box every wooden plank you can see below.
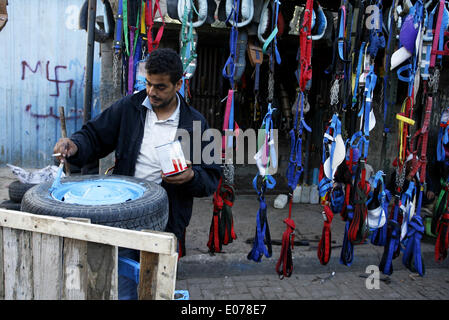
[138,230,178,300]
[3,228,34,299]
[62,238,88,300]
[138,251,159,300]
[32,233,63,299]
[0,227,4,299]
[0,209,176,255]
[154,252,178,300]
[87,242,118,300]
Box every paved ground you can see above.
[1,166,449,300]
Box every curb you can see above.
[177,243,449,279]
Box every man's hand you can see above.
[427,190,435,201]
[161,160,194,185]
[53,138,78,163]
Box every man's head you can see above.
[145,48,183,109]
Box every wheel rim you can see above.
[50,179,147,205]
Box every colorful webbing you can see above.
[340,204,354,266]
[399,180,416,244]
[248,174,276,262]
[435,212,449,262]
[318,205,334,265]
[114,0,124,53]
[123,0,129,56]
[379,206,401,275]
[352,42,366,109]
[208,177,224,253]
[262,0,281,65]
[368,171,390,246]
[276,214,295,278]
[298,0,313,92]
[286,91,311,190]
[402,215,425,276]
[145,0,165,52]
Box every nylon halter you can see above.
[145,0,165,53]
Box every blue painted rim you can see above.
[50,179,147,205]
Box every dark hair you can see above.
[145,48,183,84]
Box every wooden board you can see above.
[3,228,34,299]
[32,232,63,299]
[0,208,176,254]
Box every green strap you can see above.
[262,26,278,54]
[180,1,197,71]
[435,179,448,214]
[123,0,129,56]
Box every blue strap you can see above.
[322,114,342,178]
[114,0,124,53]
[379,218,401,275]
[286,92,311,190]
[337,6,347,62]
[248,173,275,262]
[402,216,425,276]
[340,208,354,266]
[352,42,366,109]
[222,0,240,88]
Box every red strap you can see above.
[299,0,313,91]
[318,205,333,265]
[276,215,296,278]
[435,213,449,262]
[430,0,446,68]
[146,0,165,53]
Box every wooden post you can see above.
[138,230,178,300]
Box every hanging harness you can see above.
[207,177,237,253]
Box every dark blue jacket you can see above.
[68,90,221,242]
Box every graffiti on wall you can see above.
[21,60,83,120]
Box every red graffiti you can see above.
[25,104,82,120]
[21,60,75,98]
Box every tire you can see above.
[0,200,21,211]
[21,175,169,232]
[8,180,36,203]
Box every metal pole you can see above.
[83,0,97,124]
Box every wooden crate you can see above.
[0,208,178,300]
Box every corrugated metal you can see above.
[0,0,101,168]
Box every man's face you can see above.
[145,73,182,109]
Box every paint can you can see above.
[155,140,188,176]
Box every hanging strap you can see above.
[318,205,334,265]
[435,212,449,262]
[340,204,354,266]
[207,177,224,253]
[146,0,165,53]
[114,0,125,53]
[298,0,313,92]
[402,215,425,276]
[247,174,276,262]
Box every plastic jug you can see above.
[274,194,288,209]
[309,184,319,204]
[300,184,311,203]
[293,185,302,203]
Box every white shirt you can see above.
[134,95,180,184]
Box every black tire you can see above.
[8,180,37,203]
[0,200,21,211]
[20,175,169,232]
